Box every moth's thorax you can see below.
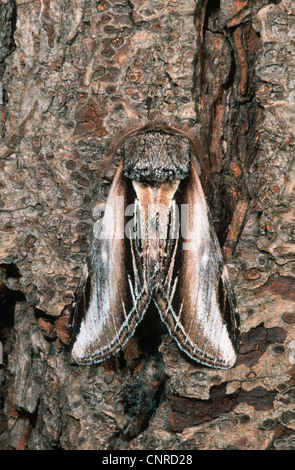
[122,131,191,185]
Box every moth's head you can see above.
[122,130,191,186]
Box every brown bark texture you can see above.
[0,0,295,450]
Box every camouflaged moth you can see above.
[71,122,239,369]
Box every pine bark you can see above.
[0,0,295,450]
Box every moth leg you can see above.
[222,199,249,261]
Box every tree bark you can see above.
[0,0,295,450]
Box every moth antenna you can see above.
[98,122,146,181]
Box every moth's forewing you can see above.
[155,156,239,369]
[71,163,151,365]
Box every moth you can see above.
[71,122,239,369]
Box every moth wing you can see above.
[71,163,151,364]
[155,157,239,369]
